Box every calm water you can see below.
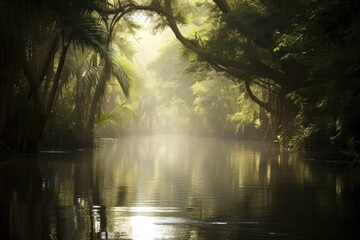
[0,135,359,240]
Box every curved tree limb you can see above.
[99,0,290,114]
[160,0,290,90]
[213,0,231,13]
[244,80,272,113]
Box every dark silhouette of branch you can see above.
[244,80,272,113]
[213,0,231,13]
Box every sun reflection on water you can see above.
[98,206,183,239]
[130,216,157,239]
[1,136,358,240]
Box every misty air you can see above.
[1,0,360,239]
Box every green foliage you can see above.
[0,0,141,151]
[2,0,360,153]
[95,111,117,133]
[290,0,360,150]
[144,39,260,138]
[161,0,360,151]
[111,52,140,98]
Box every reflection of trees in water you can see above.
[3,156,67,239]
[0,152,105,240]
[0,156,45,239]
[1,137,359,239]
[92,136,354,238]
[93,137,275,235]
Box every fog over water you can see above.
[1,3,360,240]
[1,135,359,239]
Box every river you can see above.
[0,135,359,239]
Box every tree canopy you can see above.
[146,0,360,152]
[1,0,359,154]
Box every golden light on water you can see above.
[98,206,182,239]
[130,216,157,239]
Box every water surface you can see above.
[1,135,359,239]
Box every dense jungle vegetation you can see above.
[0,0,359,155]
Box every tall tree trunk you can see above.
[86,58,112,147]
[18,43,69,152]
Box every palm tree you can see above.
[66,47,136,147]
[0,0,114,152]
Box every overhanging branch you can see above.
[244,80,272,113]
[213,0,231,13]
[161,0,288,88]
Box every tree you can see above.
[143,0,360,151]
[0,0,137,152]
[142,40,260,138]
[280,0,360,150]
[2,0,359,152]
[138,0,304,142]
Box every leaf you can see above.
[95,111,117,133]
[79,66,102,94]
[112,65,131,98]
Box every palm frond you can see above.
[96,110,117,124]
[110,52,139,98]
[112,65,131,98]
[78,66,103,95]
[67,15,108,55]
[95,110,117,133]
[119,101,136,115]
